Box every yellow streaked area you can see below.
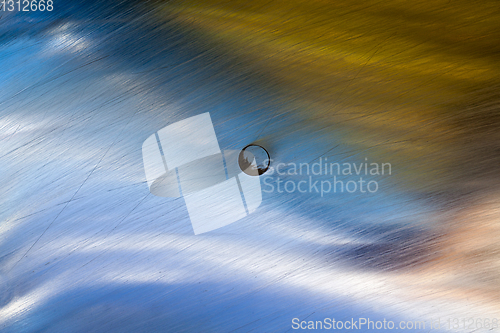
[163,1,497,82]
[156,0,500,190]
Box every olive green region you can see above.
[156,0,500,195]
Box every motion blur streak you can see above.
[0,0,499,332]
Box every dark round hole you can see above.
[238,144,271,176]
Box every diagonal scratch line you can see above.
[104,192,151,239]
[10,109,140,272]
[77,192,152,270]
[307,144,340,164]
[333,32,396,109]
[0,55,109,108]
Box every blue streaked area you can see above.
[0,1,479,332]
